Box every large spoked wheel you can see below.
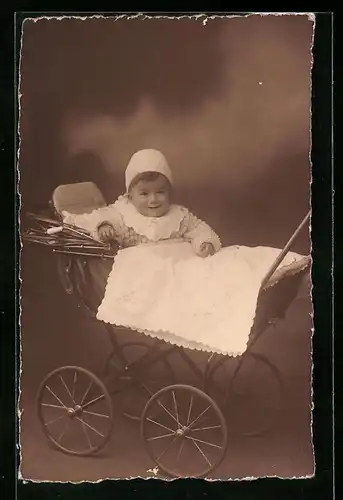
[141,384,228,479]
[37,366,114,456]
[206,352,283,437]
[104,342,175,421]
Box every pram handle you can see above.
[261,210,311,288]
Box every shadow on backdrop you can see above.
[20,18,227,117]
[19,18,227,208]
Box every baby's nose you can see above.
[149,193,158,204]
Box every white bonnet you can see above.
[125,149,173,191]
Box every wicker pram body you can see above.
[22,181,311,479]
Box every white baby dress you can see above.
[63,197,305,356]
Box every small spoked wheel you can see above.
[104,342,174,421]
[141,384,228,479]
[206,352,283,437]
[37,366,114,456]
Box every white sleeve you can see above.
[181,209,222,253]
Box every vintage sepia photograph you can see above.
[18,13,315,481]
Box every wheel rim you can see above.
[37,366,114,455]
[104,342,174,421]
[141,384,228,478]
[206,352,283,437]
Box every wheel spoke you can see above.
[75,416,105,438]
[83,410,110,419]
[142,386,228,479]
[156,400,179,426]
[58,420,70,443]
[147,432,175,441]
[139,377,167,398]
[190,438,212,467]
[72,371,77,400]
[176,438,185,462]
[44,413,67,427]
[39,367,114,457]
[186,405,211,431]
[208,353,283,436]
[80,419,93,449]
[141,382,154,397]
[82,394,106,410]
[187,394,193,425]
[146,417,175,434]
[59,374,76,405]
[80,380,94,405]
[157,435,178,462]
[172,391,180,427]
[185,435,223,449]
[41,403,66,410]
[191,425,222,432]
[46,385,68,409]
[107,342,175,422]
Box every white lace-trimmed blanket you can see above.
[96,241,305,356]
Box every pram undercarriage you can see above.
[22,182,311,478]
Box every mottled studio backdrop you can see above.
[19,14,313,252]
[18,14,315,481]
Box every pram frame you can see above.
[22,185,311,478]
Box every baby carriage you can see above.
[22,181,311,479]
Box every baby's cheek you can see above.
[136,200,146,211]
[162,195,171,207]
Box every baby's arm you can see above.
[181,209,222,257]
[62,205,123,243]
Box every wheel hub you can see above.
[67,405,83,418]
[175,425,187,437]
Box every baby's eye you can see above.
[140,192,148,197]
[157,191,165,195]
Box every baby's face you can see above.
[129,175,171,217]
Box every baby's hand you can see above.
[98,223,116,242]
[197,242,215,258]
